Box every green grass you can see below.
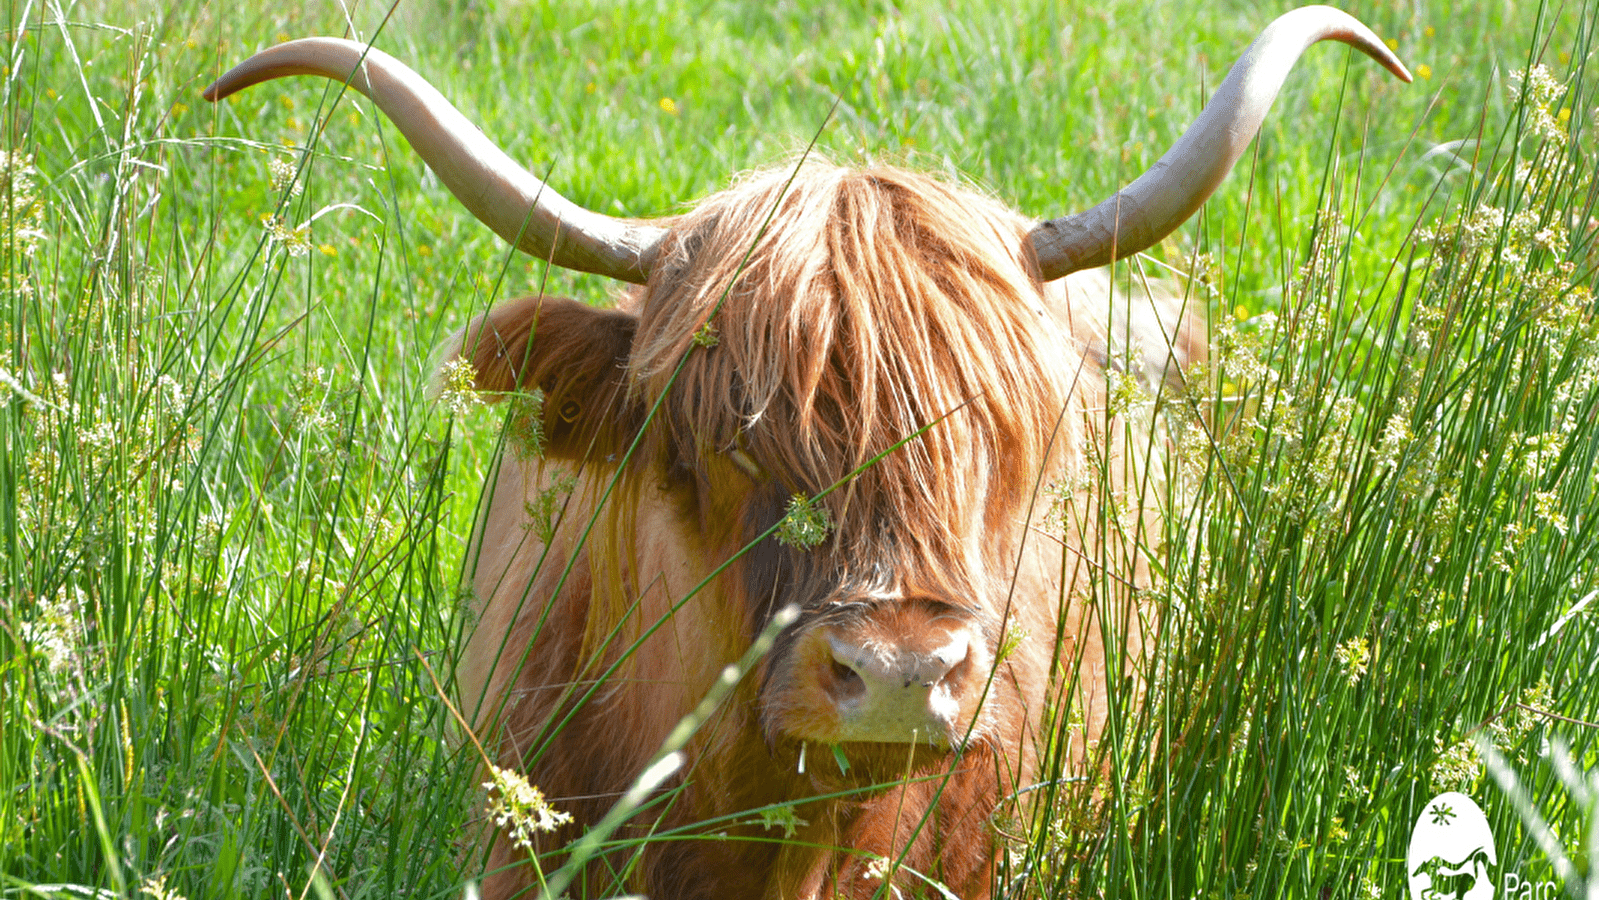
[2,0,1596,897]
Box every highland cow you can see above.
[205,9,1408,898]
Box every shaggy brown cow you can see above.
[206,9,1408,899]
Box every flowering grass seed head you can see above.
[1533,490,1568,535]
[523,470,577,545]
[776,494,833,550]
[140,874,186,900]
[1,152,44,292]
[260,213,310,257]
[435,357,483,418]
[483,764,573,854]
[755,804,808,838]
[268,156,302,196]
[19,584,88,677]
[1431,736,1483,791]
[1334,637,1370,687]
[860,855,892,883]
[1509,64,1569,146]
[1106,366,1153,418]
[506,389,547,460]
[1374,398,1414,470]
[289,366,337,437]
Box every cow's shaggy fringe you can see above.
[631,162,1085,608]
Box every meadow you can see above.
[2,0,1596,897]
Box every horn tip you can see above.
[1371,39,1415,84]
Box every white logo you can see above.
[1407,792,1497,900]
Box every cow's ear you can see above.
[440,294,640,460]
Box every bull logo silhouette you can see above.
[1408,792,1497,900]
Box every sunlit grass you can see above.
[2,0,1596,898]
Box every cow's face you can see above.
[454,164,1083,759]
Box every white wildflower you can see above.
[1334,637,1370,687]
[1410,304,1446,356]
[1509,64,1568,146]
[1489,678,1555,753]
[21,584,87,676]
[1215,320,1266,387]
[1553,344,1599,408]
[1533,266,1587,334]
[2,151,44,261]
[776,494,833,550]
[1533,491,1567,535]
[77,420,118,467]
[289,366,336,436]
[1494,521,1529,573]
[268,157,303,196]
[1459,205,1506,253]
[483,764,573,853]
[860,855,892,882]
[197,512,225,540]
[155,374,186,408]
[1341,765,1370,802]
[1105,366,1153,417]
[1177,418,1215,485]
[1521,430,1566,480]
[261,214,310,257]
[40,370,78,420]
[1374,398,1413,469]
[24,445,60,493]
[435,357,483,417]
[140,874,187,900]
[1430,736,1482,790]
[1533,226,1569,257]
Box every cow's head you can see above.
[203,5,1410,775]
[445,164,1076,760]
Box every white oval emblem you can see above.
[1407,791,1497,900]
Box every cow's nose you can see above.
[823,630,974,744]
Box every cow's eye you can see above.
[912,597,967,618]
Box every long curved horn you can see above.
[204,38,666,284]
[1028,5,1411,281]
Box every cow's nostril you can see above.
[939,649,973,690]
[830,658,865,700]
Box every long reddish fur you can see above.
[448,162,1191,899]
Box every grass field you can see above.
[3,0,1597,897]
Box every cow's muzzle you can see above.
[765,601,993,748]
[823,627,977,744]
